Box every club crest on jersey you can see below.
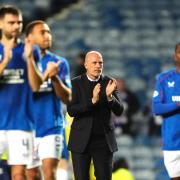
[153,90,159,97]
[168,81,175,88]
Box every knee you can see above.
[43,168,56,180]
[12,173,25,180]
[26,168,41,180]
[11,166,26,180]
[42,159,59,180]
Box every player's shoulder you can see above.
[46,51,68,63]
[157,68,176,82]
[45,50,58,59]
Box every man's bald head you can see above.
[84,51,103,80]
[85,51,103,63]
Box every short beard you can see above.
[5,32,19,40]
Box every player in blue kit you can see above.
[25,20,72,180]
[0,5,42,180]
[152,43,180,180]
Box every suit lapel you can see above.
[99,75,109,103]
[79,74,93,102]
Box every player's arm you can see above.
[153,102,179,115]
[24,39,43,91]
[52,75,72,104]
[44,60,72,104]
[0,39,14,75]
[152,77,179,115]
[0,55,10,75]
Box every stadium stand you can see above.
[2,0,179,179]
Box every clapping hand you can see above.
[3,38,15,63]
[106,79,117,98]
[24,38,33,59]
[92,83,101,104]
[42,60,61,81]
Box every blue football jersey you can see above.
[0,41,40,130]
[32,50,71,137]
[152,68,180,150]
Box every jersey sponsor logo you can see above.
[153,90,159,97]
[39,79,52,92]
[172,96,180,102]
[0,69,24,84]
[168,81,175,88]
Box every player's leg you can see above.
[26,167,41,180]
[7,130,34,180]
[39,134,63,180]
[42,158,59,180]
[11,165,26,180]
[26,137,42,180]
[57,158,68,180]
[56,129,69,180]
[164,151,180,180]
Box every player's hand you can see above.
[106,79,117,98]
[92,83,101,104]
[3,38,14,63]
[24,38,33,59]
[43,60,61,80]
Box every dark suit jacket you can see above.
[67,74,124,153]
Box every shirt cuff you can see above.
[107,94,113,102]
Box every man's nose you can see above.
[96,63,101,68]
[14,23,20,29]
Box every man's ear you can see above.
[84,61,87,69]
[26,33,32,41]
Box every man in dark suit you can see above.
[67,51,124,180]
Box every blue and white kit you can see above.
[32,50,71,137]
[0,41,40,130]
[152,68,180,150]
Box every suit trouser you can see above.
[71,145,113,180]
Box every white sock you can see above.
[56,168,68,180]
